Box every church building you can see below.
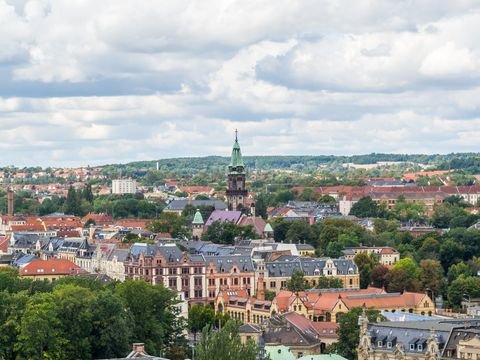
[226,131,248,211]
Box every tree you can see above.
[271,219,290,242]
[285,221,315,246]
[201,221,256,244]
[447,262,472,282]
[188,305,215,335]
[115,280,186,356]
[354,253,378,289]
[15,292,67,359]
[390,198,426,223]
[336,308,381,360]
[195,320,257,360]
[370,264,389,289]
[147,212,189,238]
[316,276,343,289]
[448,275,480,308]
[286,269,310,292]
[64,185,81,216]
[349,196,379,218]
[418,259,443,294]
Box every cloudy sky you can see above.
[1,0,480,167]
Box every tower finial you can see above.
[235,128,238,141]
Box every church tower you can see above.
[226,130,248,211]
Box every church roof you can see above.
[264,223,274,232]
[228,133,245,172]
[192,209,204,225]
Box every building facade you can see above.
[112,178,137,194]
[124,243,207,304]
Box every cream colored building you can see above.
[112,178,137,194]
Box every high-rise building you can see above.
[226,131,248,211]
[112,178,137,194]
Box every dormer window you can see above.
[387,342,392,349]
[418,344,423,351]
[377,341,383,347]
[410,344,415,351]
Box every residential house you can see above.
[19,259,86,281]
[342,246,400,266]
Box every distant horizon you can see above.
[1,151,478,169]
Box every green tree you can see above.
[64,186,81,216]
[201,221,256,245]
[15,292,66,359]
[286,269,310,292]
[418,259,443,294]
[285,221,315,246]
[147,212,189,238]
[354,253,378,289]
[188,304,215,334]
[349,196,379,218]
[115,280,185,356]
[336,308,381,360]
[448,275,480,308]
[316,276,343,289]
[195,320,257,360]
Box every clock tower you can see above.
[226,130,248,211]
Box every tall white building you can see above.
[112,178,137,194]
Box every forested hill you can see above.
[100,153,480,173]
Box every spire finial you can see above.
[235,128,238,142]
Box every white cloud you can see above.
[0,0,480,166]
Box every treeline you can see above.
[100,152,480,175]
[0,269,188,360]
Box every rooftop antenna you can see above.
[235,128,238,142]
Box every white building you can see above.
[112,179,137,194]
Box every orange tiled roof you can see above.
[20,259,85,276]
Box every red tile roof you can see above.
[20,259,85,276]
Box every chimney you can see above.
[132,343,146,354]
[256,277,265,301]
[188,192,192,205]
[89,224,95,243]
[7,188,14,216]
[251,203,256,222]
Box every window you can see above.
[270,281,276,288]
[169,268,176,275]
[387,342,392,349]
[168,278,177,288]
[194,277,202,286]
[194,290,202,298]
[377,341,383,347]
[410,344,415,351]
[182,267,189,274]
[418,344,423,351]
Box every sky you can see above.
[1,0,480,167]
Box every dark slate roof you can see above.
[165,199,227,211]
[368,320,480,355]
[10,233,41,248]
[203,255,255,272]
[239,323,262,334]
[265,257,358,277]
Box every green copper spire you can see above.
[229,129,245,172]
[192,209,204,225]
